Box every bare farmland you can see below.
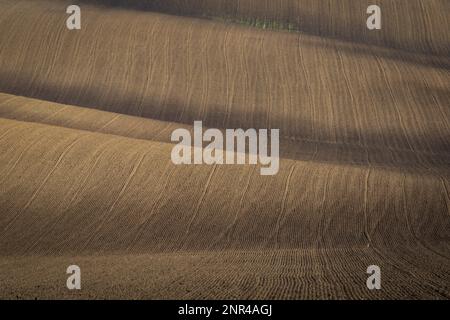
[0,0,448,299]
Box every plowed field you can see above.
[0,0,449,299]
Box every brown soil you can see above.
[0,0,449,299]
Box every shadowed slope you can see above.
[0,117,449,298]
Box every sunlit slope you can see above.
[84,0,449,55]
[1,93,449,172]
